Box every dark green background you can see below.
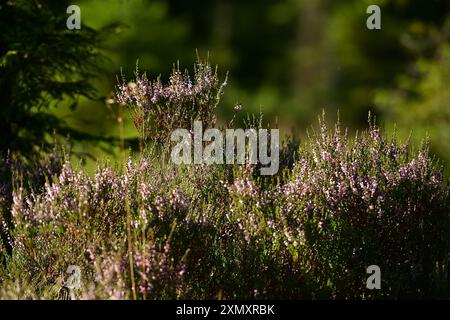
[2,0,449,174]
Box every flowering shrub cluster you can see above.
[0,150,63,259]
[278,120,449,298]
[0,116,448,299]
[116,59,227,145]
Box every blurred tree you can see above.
[324,0,450,125]
[0,0,115,160]
[375,19,450,174]
[8,0,445,170]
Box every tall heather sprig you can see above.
[115,58,227,145]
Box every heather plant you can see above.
[0,114,448,299]
[0,57,449,299]
[5,158,189,299]
[277,117,449,298]
[1,148,63,261]
[116,58,227,146]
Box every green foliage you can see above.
[0,0,111,159]
[375,22,450,175]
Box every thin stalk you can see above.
[118,104,125,164]
[125,198,137,300]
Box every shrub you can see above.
[1,115,448,299]
[115,58,227,146]
[1,149,63,260]
[277,118,449,298]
